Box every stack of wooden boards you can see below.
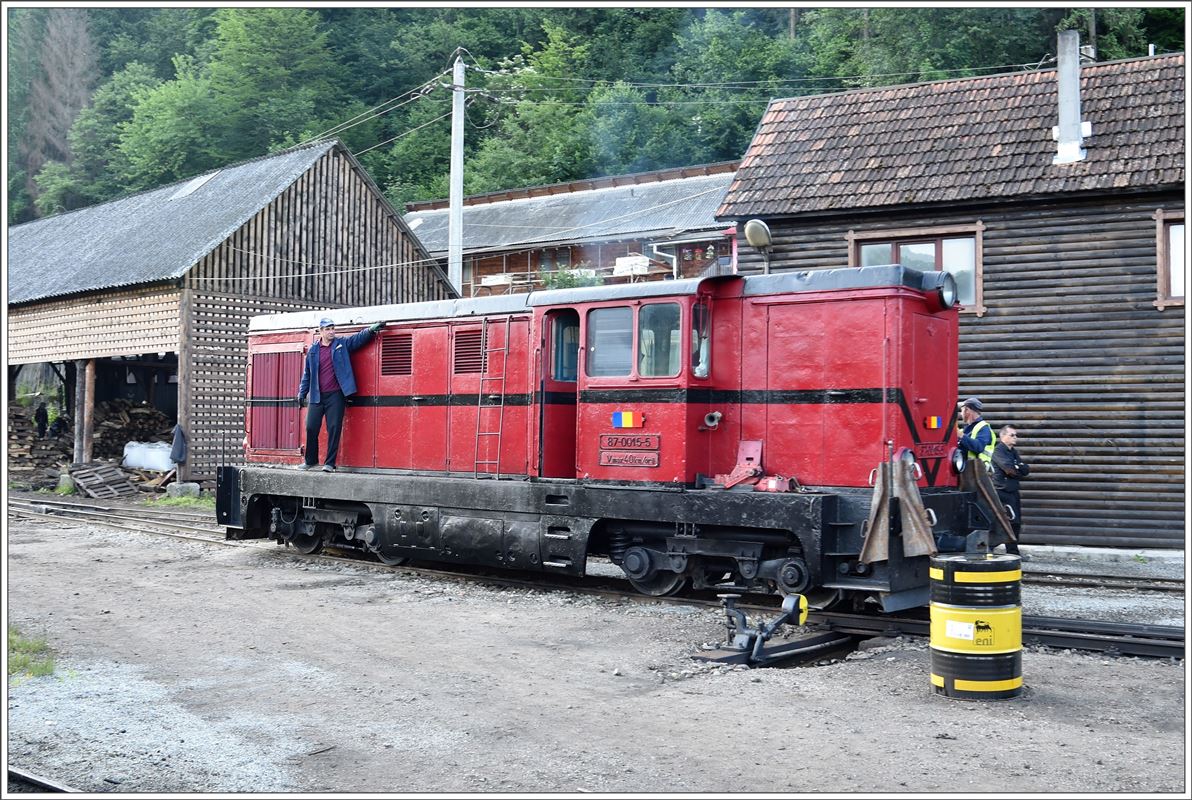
[7,404,73,490]
[92,399,173,460]
[8,401,176,494]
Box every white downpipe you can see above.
[649,243,678,279]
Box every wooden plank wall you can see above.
[182,148,455,483]
[8,285,182,364]
[185,149,452,306]
[185,291,333,481]
[735,193,1185,549]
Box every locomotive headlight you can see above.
[937,271,958,309]
[950,447,967,474]
[922,270,958,311]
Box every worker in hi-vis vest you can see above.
[956,396,995,467]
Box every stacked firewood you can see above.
[7,404,73,490]
[92,399,174,460]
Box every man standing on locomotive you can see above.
[296,317,383,471]
[956,396,995,468]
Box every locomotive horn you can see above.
[703,411,723,429]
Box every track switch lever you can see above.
[719,593,810,665]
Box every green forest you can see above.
[6,6,1184,224]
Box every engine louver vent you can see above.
[381,334,413,376]
[453,329,487,374]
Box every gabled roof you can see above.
[718,53,1185,219]
[403,166,737,257]
[8,141,340,305]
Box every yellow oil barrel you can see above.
[929,553,1023,700]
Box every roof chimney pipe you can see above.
[1053,29,1091,165]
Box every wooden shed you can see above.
[717,51,1185,550]
[8,139,455,484]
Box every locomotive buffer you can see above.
[694,594,858,668]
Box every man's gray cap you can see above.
[961,397,983,411]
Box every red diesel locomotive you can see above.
[217,265,1003,611]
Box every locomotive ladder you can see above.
[473,315,512,479]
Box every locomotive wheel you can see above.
[288,530,323,555]
[775,557,811,596]
[627,571,688,597]
[376,551,408,566]
[803,588,843,610]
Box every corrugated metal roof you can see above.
[718,54,1185,218]
[403,172,735,256]
[7,141,338,305]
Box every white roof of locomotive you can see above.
[247,265,933,332]
[248,277,710,332]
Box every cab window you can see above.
[552,312,580,381]
[637,303,681,377]
[691,299,710,379]
[587,307,633,376]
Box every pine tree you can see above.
[22,8,97,211]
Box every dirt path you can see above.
[6,519,1186,794]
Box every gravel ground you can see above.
[5,518,1187,794]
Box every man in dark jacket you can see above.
[297,316,383,471]
[34,402,48,438]
[992,425,1030,558]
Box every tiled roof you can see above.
[404,171,736,257]
[7,141,338,304]
[718,54,1184,218]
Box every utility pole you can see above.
[448,55,465,293]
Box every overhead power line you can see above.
[295,70,449,148]
[351,109,454,157]
[464,58,1062,89]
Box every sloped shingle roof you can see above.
[404,171,735,257]
[718,54,1184,218]
[7,141,338,304]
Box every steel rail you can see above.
[1022,572,1185,595]
[9,501,225,538]
[8,766,81,793]
[11,495,218,520]
[808,610,1185,659]
[10,507,233,546]
[8,500,1184,658]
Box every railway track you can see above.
[9,495,1185,659]
[7,766,79,793]
[1021,571,1185,595]
[9,497,229,544]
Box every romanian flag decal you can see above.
[611,411,643,428]
[925,415,943,429]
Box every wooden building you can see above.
[8,139,455,484]
[718,50,1185,550]
[403,162,738,295]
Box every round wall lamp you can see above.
[743,219,773,274]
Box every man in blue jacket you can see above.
[297,316,382,471]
